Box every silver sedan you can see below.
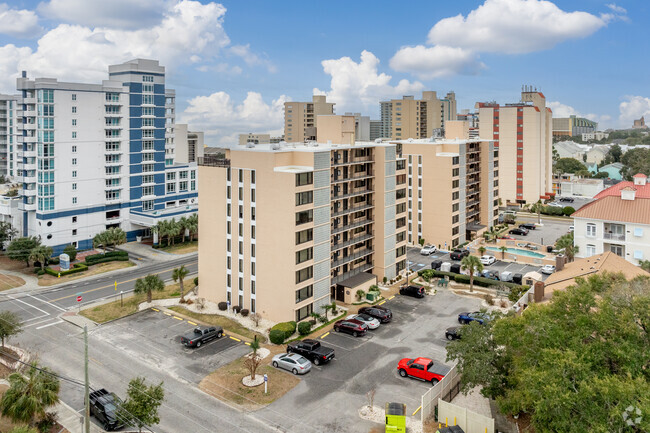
[271,353,312,375]
[346,313,380,329]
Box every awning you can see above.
[466,223,486,232]
[337,272,376,289]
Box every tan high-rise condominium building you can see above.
[238,133,271,145]
[174,123,204,164]
[284,95,335,142]
[380,91,457,140]
[197,122,498,322]
[476,88,553,205]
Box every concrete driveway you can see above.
[257,287,483,432]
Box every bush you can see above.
[63,244,77,262]
[217,302,228,311]
[85,250,129,265]
[232,305,242,314]
[48,257,59,265]
[193,277,198,286]
[420,269,530,292]
[298,321,312,336]
[269,329,285,345]
[44,263,88,277]
[383,277,387,284]
[271,321,297,339]
[562,206,575,216]
[240,309,249,317]
[37,269,45,276]
[308,319,317,327]
[484,293,495,306]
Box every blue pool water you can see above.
[486,247,545,258]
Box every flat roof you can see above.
[337,272,376,288]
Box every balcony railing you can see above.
[331,172,374,184]
[604,233,625,241]
[331,263,374,285]
[331,232,374,252]
[331,203,374,218]
[332,156,373,167]
[331,248,373,268]
[331,218,373,234]
[466,208,480,218]
[332,189,372,201]
[198,156,231,167]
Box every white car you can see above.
[541,264,556,275]
[549,202,563,207]
[346,313,380,330]
[420,244,437,255]
[568,225,574,232]
[480,255,496,266]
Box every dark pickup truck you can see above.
[89,388,124,431]
[180,326,223,348]
[286,338,335,365]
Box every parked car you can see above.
[271,353,312,375]
[286,339,335,365]
[399,285,425,298]
[480,255,496,265]
[333,319,368,337]
[397,357,447,385]
[458,311,490,325]
[450,249,470,260]
[509,228,529,236]
[549,202,563,207]
[559,197,575,203]
[499,235,515,240]
[569,225,574,232]
[481,269,500,280]
[420,244,437,255]
[358,305,392,323]
[445,326,461,341]
[89,389,124,431]
[180,326,223,348]
[541,264,556,275]
[346,313,380,329]
[431,260,443,270]
[519,223,536,230]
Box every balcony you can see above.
[466,177,480,187]
[466,167,480,175]
[332,188,372,201]
[331,248,373,268]
[331,263,374,285]
[331,156,373,167]
[332,218,373,235]
[331,172,374,184]
[603,232,625,241]
[331,232,374,252]
[331,203,374,218]
[198,156,230,167]
[466,208,480,218]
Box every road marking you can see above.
[152,308,160,312]
[388,295,395,300]
[244,342,250,346]
[412,406,422,416]
[320,332,330,339]
[90,357,104,366]
[163,312,171,316]
[187,321,197,326]
[27,294,66,312]
[378,300,386,305]
[36,319,64,330]
[23,314,50,323]
[25,317,57,328]
[229,336,241,342]
[6,294,49,315]
[172,316,183,321]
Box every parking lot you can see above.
[259,288,483,432]
[91,309,250,384]
[507,214,573,247]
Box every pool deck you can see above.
[469,239,557,266]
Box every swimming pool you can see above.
[486,247,546,258]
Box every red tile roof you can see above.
[572,195,650,225]
[593,180,650,199]
[633,173,647,178]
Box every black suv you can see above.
[399,285,425,298]
[559,197,574,203]
[518,223,536,230]
[358,305,392,323]
[450,249,470,260]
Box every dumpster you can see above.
[440,262,451,272]
[366,292,378,302]
[450,263,461,274]
[385,402,406,433]
[512,273,523,285]
[431,260,442,270]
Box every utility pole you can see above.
[84,325,90,433]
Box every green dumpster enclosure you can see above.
[366,291,379,302]
[385,402,406,433]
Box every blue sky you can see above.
[0,0,645,144]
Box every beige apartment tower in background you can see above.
[284,95,335,142]
[380,91,457,140]
[238,133,271,145]
[476,88,553,204]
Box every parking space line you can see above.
[163,312,171,316]
[152,308,160,312]
[378,300,386,305]
[317,340,351,351]
[244,342,250,346]
[187,321,197,326]
[412,406,422,416]
[320,332,329,339]
[229,336,241,342]
[389,296,395,300]
[172,316,183,321]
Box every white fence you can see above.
[438,399,495,433]
[421,364,460,422]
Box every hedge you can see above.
[44,263,88,277]
[85,251,128,265]
[193,277,198,286]
[269,329,286,345]
[298,321,312,336]
[271,321,297,340]
[85,256,129,266]
[418,269,530,292]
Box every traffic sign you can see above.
[77,296,82,302]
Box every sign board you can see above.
[264,374,268,382]
[76,296,82,302]
[59,253,70,271]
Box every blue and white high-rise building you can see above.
[15,59,198,253]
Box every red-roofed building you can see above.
[573,173,650,266]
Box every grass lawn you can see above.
[0,273,25,290]
[199,345,300,410]
[80,281,192,323]
[37,261,136,287]
[0,255,37,277]
[168,306,266,343]
[157,240,198,255]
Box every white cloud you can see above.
[0,0,231,92]
[389,45,485,80]
[606,3,626,14]
[230,44,276,73]
[428,0,608,55]
[548,101,612,127]
[313,50,423,112]
[37,0,169,30]
[180,91,287,145]
[0,3,42,38]
[619,96,650,128]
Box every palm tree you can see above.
[172,265,189,302]
[134,274,165,303]
[460,255,484,293]
[93,232,107,253]
[555,233,579,262]
[168,219,181,246]
[186,214,198,242]
[29,245,53,270]
[0,362,60,427]
[530,200,544,224]
[109,227,126,250]
[478,246,486,256]
[499,245,508,260]
[178,217,189,243]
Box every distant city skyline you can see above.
[0,0,643,144]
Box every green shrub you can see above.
[48,257,59,265]
[269,329,285,344]
[298,321,312,335]
[63,244,77,262]
[271,321,297,339]
[217,302,227,311]
[44,263,88,277]
[562,206,575,216]
[85,250,128,264]
[85,256,129,266]
[233,305,242,314]
[193,277,198,286]
[240,309,249,317]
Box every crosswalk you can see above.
[6,293,67,330]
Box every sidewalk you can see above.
[54,400,105,433]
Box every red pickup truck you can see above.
[397,357,449,385]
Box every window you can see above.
[72,183,77,190]
[295,172,313,186]
[72,216,77,223]
[72,170,77,178]
[72,94,77,101]
[142,140,154,151]
[179,181,188,191]
[296,210,313,225]
[295,228,313,245]
[295,303,313,322]
[452,227,459,235]
[141,164,154,173]
[72,119,77,126]
[251,244,255,257]
[142,118,154,127]
[166,183,176,193]
[634,250,644,260]
[142,175,154,184]
[166,172,176,181]
[251,171,255,184]
[72,106,77,113]
[105,190,120,200]
[634,228,644,237]
[296,247,313,264]
[72,197,77,204]
[143,75,154,82]
[251,226,255,239]
[72,145,77,153]
[586,223,596,237]
[142,200,154,211]
[142,94,154,105]
[295,285,313,303]
[295,266,313,284]
[72,229,77,236]
[296,191,313,206]
[586,244,596,257]
[142,129,154,138]
[142,186,154,196]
